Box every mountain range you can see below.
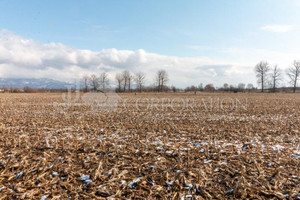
[0,78,76,89]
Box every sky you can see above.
[1,0,300,88]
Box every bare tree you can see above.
[229,85,236,92]
[190,85,197,94]
[121,70,131,92]
[83,75,89,92]
[198,83,203,92]
[89,74,99,91]
[238,83,245,92]
[247,83,254,90]
[156,70,169,92]
[270,65,281,92]
[128,72,133,92]
[115,73,123,92]
[223,83,229,91]
[99,72,109,92]
[255,61,270,92]
[287,60,300,93]
[171,85,177,93]
[135,72,146,92]
[204,84,215,92]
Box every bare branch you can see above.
[135,72,146,92]
[255,61,270,92]
[287,60,300,93]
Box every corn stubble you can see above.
[0,93,299,199]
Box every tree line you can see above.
[255,60,300,93]
[80,69,255,93]
[82,69,169,93]
[80,60,300,93]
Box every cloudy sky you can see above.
[1,0,300,88]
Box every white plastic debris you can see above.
[129,177,142,189]
[185,183,193,189]
[108,153,114,157]
[272,145,285,152]
[204,159,212,163]
[51,172,58,177]
[84,179,93,185]
[39,195,49,200]
[79,175,92,184]
[79,175,90,181]
[292,154,300,158]
[14,172,24,180]
[166,181,174,185]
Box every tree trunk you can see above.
[261,76,264,92]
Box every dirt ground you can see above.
[0,92,299,199]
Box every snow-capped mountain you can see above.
[0,78,76,89]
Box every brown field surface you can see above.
[0,92,299,199]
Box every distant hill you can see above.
[0,78,76,89]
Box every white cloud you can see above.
[0,30,258,87]
[222,47,299,67]
[261,25,295,33]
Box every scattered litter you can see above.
[0,93,299,199]
[185,183,193,189]
[272,145,285,152]
[129,177,141,189]
[101,172,112,177]
[166,181,174,185]
[14,172,24,180]
[83,179,93,185]
[39,195,49,200]
[204,159,212,163]
[51,172,58,177]
[79,175,90,181]
[225,188,235,195]
[283,193,289,197]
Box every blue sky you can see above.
[0,0,300,87]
